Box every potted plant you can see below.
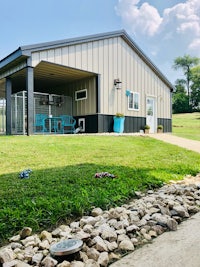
[113,113,125,133]
[157,124,163,133]
[144,124,150,134]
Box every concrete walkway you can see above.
[110,134,200,267]
[149,133,200,154]
[110,212,200,267]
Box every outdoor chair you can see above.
[34,114,48,132]
[60,115,76,134]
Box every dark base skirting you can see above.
[74,115,172,133]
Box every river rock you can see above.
[93,236,108,252]
[57,261,71,267]
[86,248,100,261]
[0,248,16,263]
[119,240,134,251]
[19,227,32,239]
[41,256,58,267]
[97,252,109,267]
[91,208,103,217]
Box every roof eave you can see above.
[0,48,29,74]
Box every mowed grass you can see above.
[0,135,200,244]
[172,112,200,141]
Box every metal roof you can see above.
[0,30,174,90]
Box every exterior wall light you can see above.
[114,79,122,90]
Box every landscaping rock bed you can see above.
[1,174,200,267]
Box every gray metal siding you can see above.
[64,77,96,116]
[31,36,171,120]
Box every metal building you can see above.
[0,30,174,135]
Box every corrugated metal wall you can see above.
[31,36,171,119]
[57,76,96,116]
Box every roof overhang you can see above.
[0,61,97,95]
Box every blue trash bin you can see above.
[113,116,125,133]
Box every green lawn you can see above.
[0,135,200,244]
[172,112,200,141]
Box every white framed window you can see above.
[75,89,87,101]
[128,92,140,110]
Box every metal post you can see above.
[26,66,34,135]
[5,78,12,135]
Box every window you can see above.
[75,89,87,101]
[128,92,139,110]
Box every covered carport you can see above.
[0,58,99,135]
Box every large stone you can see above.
[91,208,103,217]
[0,248,16,263]
[172,205,189,218]
[70,221,80,230]
[84,259,100,267]
[83,224,94,234]
[2,260,18,267]
[109,252,121,261]
[40,230,53,243]
[10,243,23,250]
[19,227,32,239]
[74,230,91,241]
[79,251,88,263]
[97,252,109,267]
[39,240,50,250]
[148,230,157,238]
[21,235,40,247]
[101,229,117,242]
[9,235,21,243]
[57,260,71,267]
[93,236,108,252]
[151,213,168,227]
[129,214,140,224]
[70,261,84,267]
[166,218,178,231]
[51,228,61,237]
[32,252,44,265]
[86,248,100,261]
[41,256,58,267]
[80,217,97,227]
[104,241,118,251]
[16,261,32,267]
[119,240,134,251]
[117,234,130,243]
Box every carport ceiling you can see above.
[10,61,97,92]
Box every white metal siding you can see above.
[31,36,171,119]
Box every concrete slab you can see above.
[110,212,200,267]
[150,134,200,154]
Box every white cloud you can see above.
[116,0,162,37]
[189,38,200,50]
[115,0,200,82]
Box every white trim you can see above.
[75,89,87,101]
[128,91,140,111]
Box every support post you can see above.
[96,74,101,114]
[6,78,12,135]
[26,66,34,136]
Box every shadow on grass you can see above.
[0,162,198,244]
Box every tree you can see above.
[172,79,190,113]
[173,55,200,105]
[190,66,200,110]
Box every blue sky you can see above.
[1,0,200,83]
